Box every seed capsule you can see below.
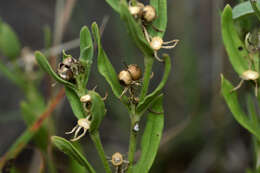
[142,5,156,23]
[118,70,132,86]
[111,152,123,166]
[129,2,144,18]
[127,64,142,80]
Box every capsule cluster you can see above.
[57,56,84,82]
[118,64,142,86]
[128,2,156,24]
[128,1,179,62]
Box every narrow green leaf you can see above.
[119,1,154,56]
[148,0,167,37]
[35,51,76,90]
[69,158,86,173]
[80,26,93,62]
[105,0,120,13]
[133,94,164,173]
[92,23,123,98]
[65,87,85,119]
[79,26,94,85]
[0,20,21,59]
[221,75,260,140]
[51,136,96,173]
[88,91,106,133]
[222,5,249,75]
[137,54,171,115]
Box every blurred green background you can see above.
[0,0,255,173]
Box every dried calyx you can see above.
[80,94,92,112]
[57,56,83,82]
[128,2,144,18]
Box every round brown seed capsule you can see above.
[142,5,156,23]
[118,70,132,86]
[111,152,123,166]
[129,2,144,18]
[128,64,142,80]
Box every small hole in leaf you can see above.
[238,46,243,51]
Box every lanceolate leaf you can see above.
[79,26,94,85]
[137,54,171,115]
[221,5,249,75]
[133,94,164,173]
[88,91,106,133]
[65,87,85,119]
[92,23,123,99]
[51,136,96,173]
[148,0,167,37]
[35,51,76,90]
[221,75,260,140]
[0,20,21,59]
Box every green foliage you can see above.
[65,87,85,119]
[51,136,96,173]
[221,5,249,75]
[137,55,171,115]
[92,23,124,99]
[88,91,106,133]
[221,75,260,140]
[79,26,94,85]
[148,0,167,37]
[0,19,21,59]
[133,94,164,173]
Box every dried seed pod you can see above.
[57,63,74,80]
[127,64,142,80]
[80,94,92,103]
[111,152,123,166]
[118,70,132,86]
[142,5,156,23]
[150,36,163,51]
[129,2,144,18]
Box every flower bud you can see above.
[129,2,144,18]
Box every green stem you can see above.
[127,113,138,173]
[139,57,154,101]
[250,0,260,22]
[90,131,112,173]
